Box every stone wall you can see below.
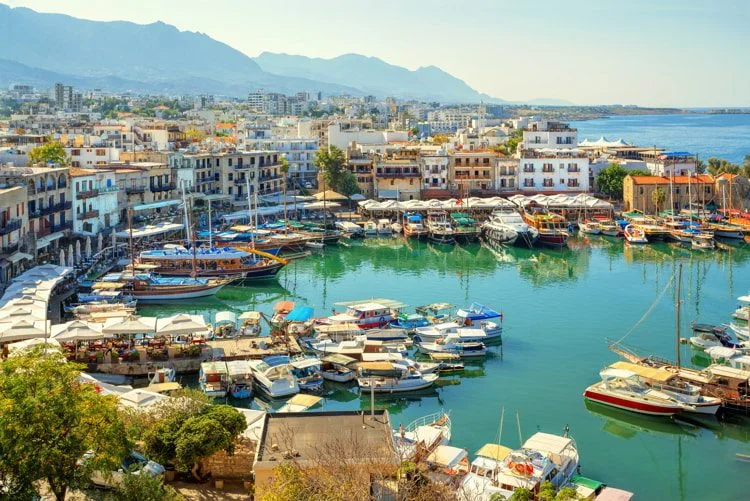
[204,436,256,480]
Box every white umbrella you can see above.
[156,314,209,337]
[102,316,157,336]
[75,240,82,264]
[51,320,109,342]
[0,320,48,343]
[85,236,92,259]
[59,249,66,267]
[7,337,61,356]
[97,232,103,252]
[67,249,74,268]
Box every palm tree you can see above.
[651,187,666,215]
[279,156,290,222]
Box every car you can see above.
[89,451,165,489]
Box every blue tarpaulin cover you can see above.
[286,306,314,322]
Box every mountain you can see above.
[255,52,499,103]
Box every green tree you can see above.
[627,169,651,176]
[509,488,534,501]
[651,186,666,214]
[0,351,130,501]
[595,163,631,199]
[741,154,750,178]
[706,157,740,176]
[496,129,523,156]
[114,471,184,501]
[696,158,706,174]
[555,486,579,500]
[539,481,557,501]
[314,146,348,193]
[28,140,69,166]
[339,171,361,197]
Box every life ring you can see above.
[514,462,531,476]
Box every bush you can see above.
[115,471,184,501]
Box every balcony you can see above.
[523,181,535,188]
[77,189,99,200]
[196,177,213,184]
[0,219,22,236]
[542,167,555,173]
[51,222,72,233]
[57,201,72,211]
[100,185,120,193]
[567,167,581,173]
[126,186,146,194]
[259,174,282,182]
[40,205,55,216]
[567,181,580,188]
[150,183,176,193]
[80,210,99,220]
[376,171,421,178]
[234,178,251,185]
[523,167,535,173]
[1,242,20,256]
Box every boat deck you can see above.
[207,336,302,360]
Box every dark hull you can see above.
[151,261,285,281]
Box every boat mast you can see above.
[207,198,212,249]
[127,206,134,269]
[669,172,675,221]
[675,264,682,369]
[245,177,254,248]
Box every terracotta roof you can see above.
[215,122,236,128]
[718,173,738,180]
[69,168,100,177]
[629,175,714,185]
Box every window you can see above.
[228,158,233,167]
[72,149,80,156]
[95,149,105,156]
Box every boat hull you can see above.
[538,233,568,248]
[583,387,683,416]
[357,376,436,393]
[131,283,226,302]
[322,370,355,383]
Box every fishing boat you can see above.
[706,222,744,240]
[356,361,438,393]
[335,220,364,238]
[320,354,357,383]
[521,207,569,248]
[363,220,378,236]
[226,360,254,399]
[305,240,325,249]
[597,218,622,237]
[450,213,480,242]
[95,272,229,302]
[324,301,396,329]
[391,222,403,234]
[390,312,432,332]
[289,357,324,392]
[459,431,580,501]
[623,225,648,244]
[239,311,262,336]
[138,245,287,282]
[691,232,716,250]
[416,331,488,358]
[481,208,539,248]
[583,367,694,416]
[426,211,456,245]
[415,302,454,324]
[199,361,229,398]
[377,219,392,235]
[403,212,428,239]
[578,219,602,235]
[456,303,503,339]
[247,357,300,399]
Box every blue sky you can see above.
[5,0,750,106]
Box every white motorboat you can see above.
[199,361,229,398]
[623,225,648,244]
[391,222,403,234]
[599,219,622,237]
[377,218,392,235]
[689,324,735,350]
[290,357,324,392]
[320,353,357,382]
[732,293,750,322]
[147,367,176,386]
[335,220,364,237]
[363,220,378,236]
[247,356,300,399]
[456,303,503,339]
[393,411,452,459]
[583,367,694,416]
[357,361,438,393]
[704,346,750,372]
[481,208,539,247]
[416,332,488,358]
[578,220,602,235]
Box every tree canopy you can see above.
[595,163,633,199]
[313,146,359,196]
[28,140,69,166]
[0,350,130,501]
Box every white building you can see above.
[243,138,319,185]
[67,146,121,167]
[70,168,120,235]
[518,120,589,192]
[496,158,518,192]
[327,123,409,150]
[420,151,449,191]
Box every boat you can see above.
[597,218,622,237]
[426,211,456,245]
[521,207,569,248]
[138,245,287,282]
[689,323,737,350]
[320,353,357,383]
[325,301,395,329]
[377,218,392,235]
[270,300,295,328]
[403,212,428,239]
[578,219,602,235]
[416,331,488,358]
[623,225,648,244]
[390,312,432,332]
[732,293,750,323]
[95,271,229,302]
[335,221,364,238]
[199,361,229,398]
[459,431,579,501]
[608,361,721,415]
[239,311,262,336]
[391,222,403,234]
[305,240,325,249]
[583,367,694,416]
[393,411,452,459]
[356,361,438,393]
[414,321,482,341]
[691,232,716,250]
[290,357,324,392]
[415,303,454,324]
[450,212,480,242]
[363,220,378,236]
[277,393,323,413]
[481,208,539,248]
[247,357,300,399]
[226,360,254,399]
[456,302,503,339]
[147,367,177,386]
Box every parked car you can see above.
[89,451,165,488]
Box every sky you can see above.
[5,0,750,107]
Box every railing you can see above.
[0,219,22,236]
[523,167,535,173]
[259,174,282,182]
[523,181,535,187]
[1,242,20,255]
[376,171,421,178]
[196,177,213,184]
[542,167,555,173]
[567,167,581,173]
[56,201,72,211]
[51,222,72,233]
[126,186,146,194]
[40,205,55,216]
[81,210,99,220]
[100,185,120,193]
[567,182,580,188]
[77,189,99,199]
[150,183,176,192]
[234,178,249,185]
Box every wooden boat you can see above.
[426,211,456,245]
[226,360,254,399]
[138,245,287,282]
[597,219,622,237]
[521,207,569,248]
[320,353,357,382]
[450,212,480,242]
[578,219,602,235]
[95,272,229,302]
[706,222,744,240]
[623,225,648,244]
[403,212,428,239]
[199,361,229,398]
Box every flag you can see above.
[456,198,463,206]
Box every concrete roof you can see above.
[256,410,396,464]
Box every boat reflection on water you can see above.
[584,400,699,439]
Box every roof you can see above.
[609,361,674,383]
[629,175,715,185]
[69,167,101,177]
[476,443,512,461]
[522,432,573,455]
[256,410,396,463]
[426,445,467,468]
[595,487,635,501]
[358,361,395,371]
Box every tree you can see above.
[742,154,750,178]
[0,351,130,501]
[430,134,451,145]
[509,488,534,501]
[627,169,651,176]
[184,127,206,143]
[706,157,740,176]
[339,171,361,197]
[651,186,666,214]
[115,471,184,501]
[696,158,706,174]
[314,146,347,194]
[595,163,630,199]
[555,486,579,500]
[28,140,68,166]
[539,481,557,501]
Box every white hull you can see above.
[254,379,299,399]
[689,337,721,350]
[202,388,227,398]
[417,344,487,357]
[322,370,356,383]
[358,374,437,393]
[132,284,225,301]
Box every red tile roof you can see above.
[629,175,714,185]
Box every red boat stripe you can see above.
[584,389,683,414]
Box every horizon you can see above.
[3,0,750,107]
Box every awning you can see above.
[286,306,314,322]
[35,231,65,249]
[8,252,32,264]
[133,200,183,211]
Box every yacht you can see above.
[335,220,364,238]
[247,357,300,399]
[357,361,438,393]
[623,225,648,244]
[416,331,488,358]
[481,209,539,248]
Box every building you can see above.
[420,150,450,192]
[53,83,81,112]
[243,138,319,187]
[327,122,408,150]
[640,150,698,176]
[374,149,421,201]
[345,147,376,199]
[0,186,31,281]
[253,410,398,500]
[518,120,589,193]
[113,162,177,218]
[0,166,71,259]
[70,168,120,235]
[496,157,518,192]
[449,151,498,195]
[66,146,121,167]
[623,175,715,213]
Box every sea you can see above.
[140,237,750,501]
[569,113,750,164]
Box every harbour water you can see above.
[140,236,750,501]
[570,113,750,163]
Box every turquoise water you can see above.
[140,236,750,500]
[570,113,750,163]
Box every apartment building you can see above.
[518,120,589,193]
[420,150,449,192]
[345,146,376,199]
[66,146,121,167]
[449,151,497,195]
[496,157,517,192]
[70,168,120,235]
[374,149,421,201]
[243,138,319,186]
[640,150,698,176]
[0,186,30,281]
